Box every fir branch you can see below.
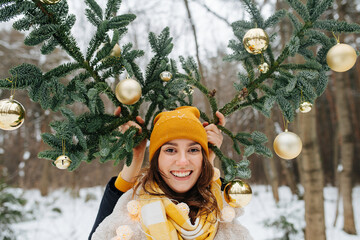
[241,0,264,28]
[40,36,60,55]
[287,12,302,34]
[263,9,287,29]
[105,0,122,20]
[85,8,102,26]
[310,0,334,22]
[276,95,295,122]
[313,20,360,33]
[306,0,317,15]
[85,0,103,20]
[24,24,59,46]
[0,1,33,22]
[286,0,310,22]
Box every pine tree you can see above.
[0,0,359,182]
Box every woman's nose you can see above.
[176,152,189,166]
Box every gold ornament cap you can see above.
[299,101,312,113]
[273,130,302,160]
[326,43,357,72]
[54,155,72,169]
[243,28,269,55]
[115,78,142,105]
[258,62,269,73]
[160,71,172,82]
[0,96,26,131]
[223,179,252,208]
[183,85,194,95]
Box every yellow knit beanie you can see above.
[149,106,209,160]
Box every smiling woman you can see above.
[89,106,253,240]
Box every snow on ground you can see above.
[9,185,360,240]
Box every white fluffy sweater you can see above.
[92,189,253,240]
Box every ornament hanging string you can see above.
[300,88,304,103]
[62,139,66,156]
[6,73,17,98]
[332,32,340,43]
[282,115,289,131]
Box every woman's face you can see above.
[158,139,203,193]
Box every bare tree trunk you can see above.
[264,116,279,202]
[298,106,326,240]
[334,72,357,234]
[183,0,211,115]
[39,114,51,196]
[334,0,357,234]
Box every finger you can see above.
[127,121,142,134]
[205,123,221,134]
[114,106,121,116]
[216,111,226,127]
[203,122,209,127]
[136,116,145,125]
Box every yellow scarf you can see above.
[138,179,223,240]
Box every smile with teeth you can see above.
[171,170,192,178]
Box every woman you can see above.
[89,106,252,240]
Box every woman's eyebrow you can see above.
[163,142,178,146]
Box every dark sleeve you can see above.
[220,177,226,191]
[88,176,125,240]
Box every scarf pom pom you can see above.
[177,202,190,215]
[221,206,236,222]
[213,167,220,181]
[114,225,133,240]
[127,200,141,216]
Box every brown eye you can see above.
[165,148,175,153]
[189,148,200,153]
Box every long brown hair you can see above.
[134,148,220,223]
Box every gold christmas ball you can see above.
[326,43,357,72]
[160,71,172,82]
[54,155,72,169]
[243,28,269,55]
[258,62,269,73]
[223,179,252,208]
[183,85,194,95]
[110,44,121,57]
[299,101,312,113]
[273,130,302,160]
[115,78,142,105]
[40,0,61,4]
[0,97,25,131]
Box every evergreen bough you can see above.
[0,0,359,182]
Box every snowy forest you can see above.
[0,0,359,239]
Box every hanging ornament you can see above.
[115,78,142,105]
[0,95,25,131]
[326,43,357,72]
[299,101,312,113]
[223,179,252,208]
[40,0,61,4]
[258,62,269,73]
[55,139,72,169]
[273,129,302,160]
[110,44,121,58]
[160,71,172,82]
[54,155,71,169]
[243,28,269,55]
